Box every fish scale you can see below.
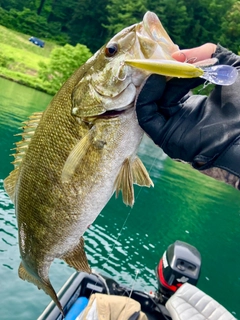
[4,11,204,314]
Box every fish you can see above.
[4,11,201,313]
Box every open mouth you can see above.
[99,109,126,118]
[98,104,133,119]
[82,104,134,123]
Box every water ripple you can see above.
[0,78,239,319]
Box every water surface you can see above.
[0,78,239,319]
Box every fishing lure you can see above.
[124,59,238,86]
[200,64,238,85]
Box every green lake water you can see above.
[0,77,239,319]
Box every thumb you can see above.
[172,43,217,63]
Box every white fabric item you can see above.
[76,300,98,320]
[166,283,236,320]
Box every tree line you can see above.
[0,0,239,53]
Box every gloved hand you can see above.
[136,45,240,177]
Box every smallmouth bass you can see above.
[4,12,198,313]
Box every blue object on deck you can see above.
[65,297,88,320]
[29,36,45,48]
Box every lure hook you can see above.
[115,61,128,81]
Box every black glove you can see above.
[136,45,240,177]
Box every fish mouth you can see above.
[97,104,133,119]
[123,12,204,79]
[82,104,133,123]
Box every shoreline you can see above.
[0,73,53,95]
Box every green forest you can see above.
[0,0,240,94]
[1,0,240,52]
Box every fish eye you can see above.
[105,43,118,57]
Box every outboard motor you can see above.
[156,241,201,303]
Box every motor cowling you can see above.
[157,241,201,300]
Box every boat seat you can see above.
[166,283,236,320]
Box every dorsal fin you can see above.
[4,112,43,203]
[4,168,19,204]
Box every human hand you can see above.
[172,43,217,63]
[136,44,240,174]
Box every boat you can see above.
[38,241,236,320]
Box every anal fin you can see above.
[61,236,91,273]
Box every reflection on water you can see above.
[0,78,239,319]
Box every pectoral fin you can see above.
[114,157,153,207]
[61,131,93,183]
[61,236,91,273]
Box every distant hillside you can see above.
[0,25,58,94]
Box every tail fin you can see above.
[18,262,64,315]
